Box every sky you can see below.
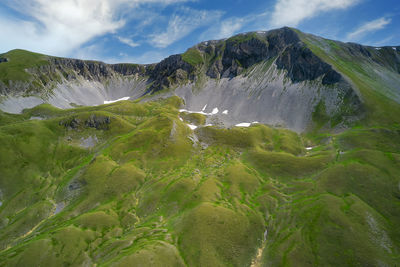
[0,0,399,64]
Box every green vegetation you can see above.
[0,49,49,85]
[0,96,398,266]
[299,32,400,127]
[227,32,259,45]
[182,48,203,66]
[0,29,400,266]
[312,100,330,128]
[180,112,206,125]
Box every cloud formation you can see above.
[117,36,140,48]
[270,0,359,27]
[148,8,223,48]
[346,17,392,41]
[0,0,189,55]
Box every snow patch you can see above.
[179,117,183,121]
[375,47,382,50]
[222,110,228,114]
[205,124,213,127]
[393,47,397,50]
[187,124,198,130]
[202,104,207,111]
[104,96,130,104]
[235,121,259,127]
[179,108,207,115]
[236,122,251,127]
[306,147,313,151]
[179,106,220,116]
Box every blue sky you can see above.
[0,0,399,64]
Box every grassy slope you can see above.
[297,31,400,127]
[0,97,398,266]
[0,49,49,85]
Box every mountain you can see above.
[0,27,399,266]
[1,27,399,131]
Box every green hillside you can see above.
[0,97,399,266]
[0,49,49,85]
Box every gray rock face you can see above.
[147,54,195,93]
[276,42,341,84]
[0,96,44,113]
[0,75,148,113]
[172,62,360,132]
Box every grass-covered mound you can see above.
[0,97,399,266]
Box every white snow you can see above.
[222,110,228,114]
[179,117,183,121]
[236,122,252,127]
[187,124,198,130]
[180,109,208,115]
[306,147,313,150]
[179,106,220,116]
[393,47,397,51]
[104,96,130,104]
[202,104,207,111]
[235,121,259,127]
[205,124,213,127]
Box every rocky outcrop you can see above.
[60,114,111,130]
[276,42,341,84]
[39,57,146,82]
[191,27,344,85]
[146,54,195,93]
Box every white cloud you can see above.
[117,36,140,48]
[347,17,392,41]
[148,8,223,48]
[270,0,359,27]
[0,0,190,56]
[202,17,246,40]
[216,18,246,39]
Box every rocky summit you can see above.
[0,27,399,266]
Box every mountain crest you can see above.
[0,27,399,132]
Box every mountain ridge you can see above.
[0,27,399,132]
